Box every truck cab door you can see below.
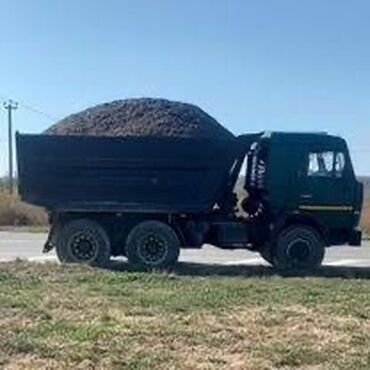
[298,147,356,227]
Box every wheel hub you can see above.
[287,238,311,263]
[138,233,168,266]
[70,231,98,261]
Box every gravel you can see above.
[44,98,234,140]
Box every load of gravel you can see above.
[44,98,234,140]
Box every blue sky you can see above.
[0,0,369,174]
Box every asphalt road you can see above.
[0,231,369,268]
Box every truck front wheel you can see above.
[274,225,325,271]
[56,219,111,267]
[125,221,180,270]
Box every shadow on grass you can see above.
[104,260,370,280]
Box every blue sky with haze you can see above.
[0,0,369,174]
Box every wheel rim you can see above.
[137,233,168,266]
[69,230,99,262]
[286,238,312,266]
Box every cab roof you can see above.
[237,131,346,147]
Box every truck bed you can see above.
[16,133,238,213]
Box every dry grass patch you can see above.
[361,200,370,235]
[0,194,47,227]
[0,262,370,369]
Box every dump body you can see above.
[16,133,238,213]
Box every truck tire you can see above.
[125,221,180,270]
[56,219,111,267]
[274,225,325,271]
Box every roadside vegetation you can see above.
[0,176,367,232]
[0,261,369,369]
[0,179,47,228]
[362,200,370,235]
[2,194,368,234]
[0,193,47,227]
[1,193,367,234]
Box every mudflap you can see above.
[43,224,58,253]
[349,229,362,247]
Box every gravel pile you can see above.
[45,98,234,140]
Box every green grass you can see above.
[0,262,370,369]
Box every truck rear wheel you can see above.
[274,225,325,271]
[125,221,180,270]
[56,219,111,267]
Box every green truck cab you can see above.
[239,132,362,268]
[16,131,363,271]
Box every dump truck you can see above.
[16,131,363,271]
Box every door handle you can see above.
[300,194,313,199]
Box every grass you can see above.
[0,262,370,369]
[0,193,47,227]
[361,200,370,236]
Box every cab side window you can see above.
[334,152,346,177]
[308,151,334,177]
[307,151,346,178]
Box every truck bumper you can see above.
[349,229,362,247]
